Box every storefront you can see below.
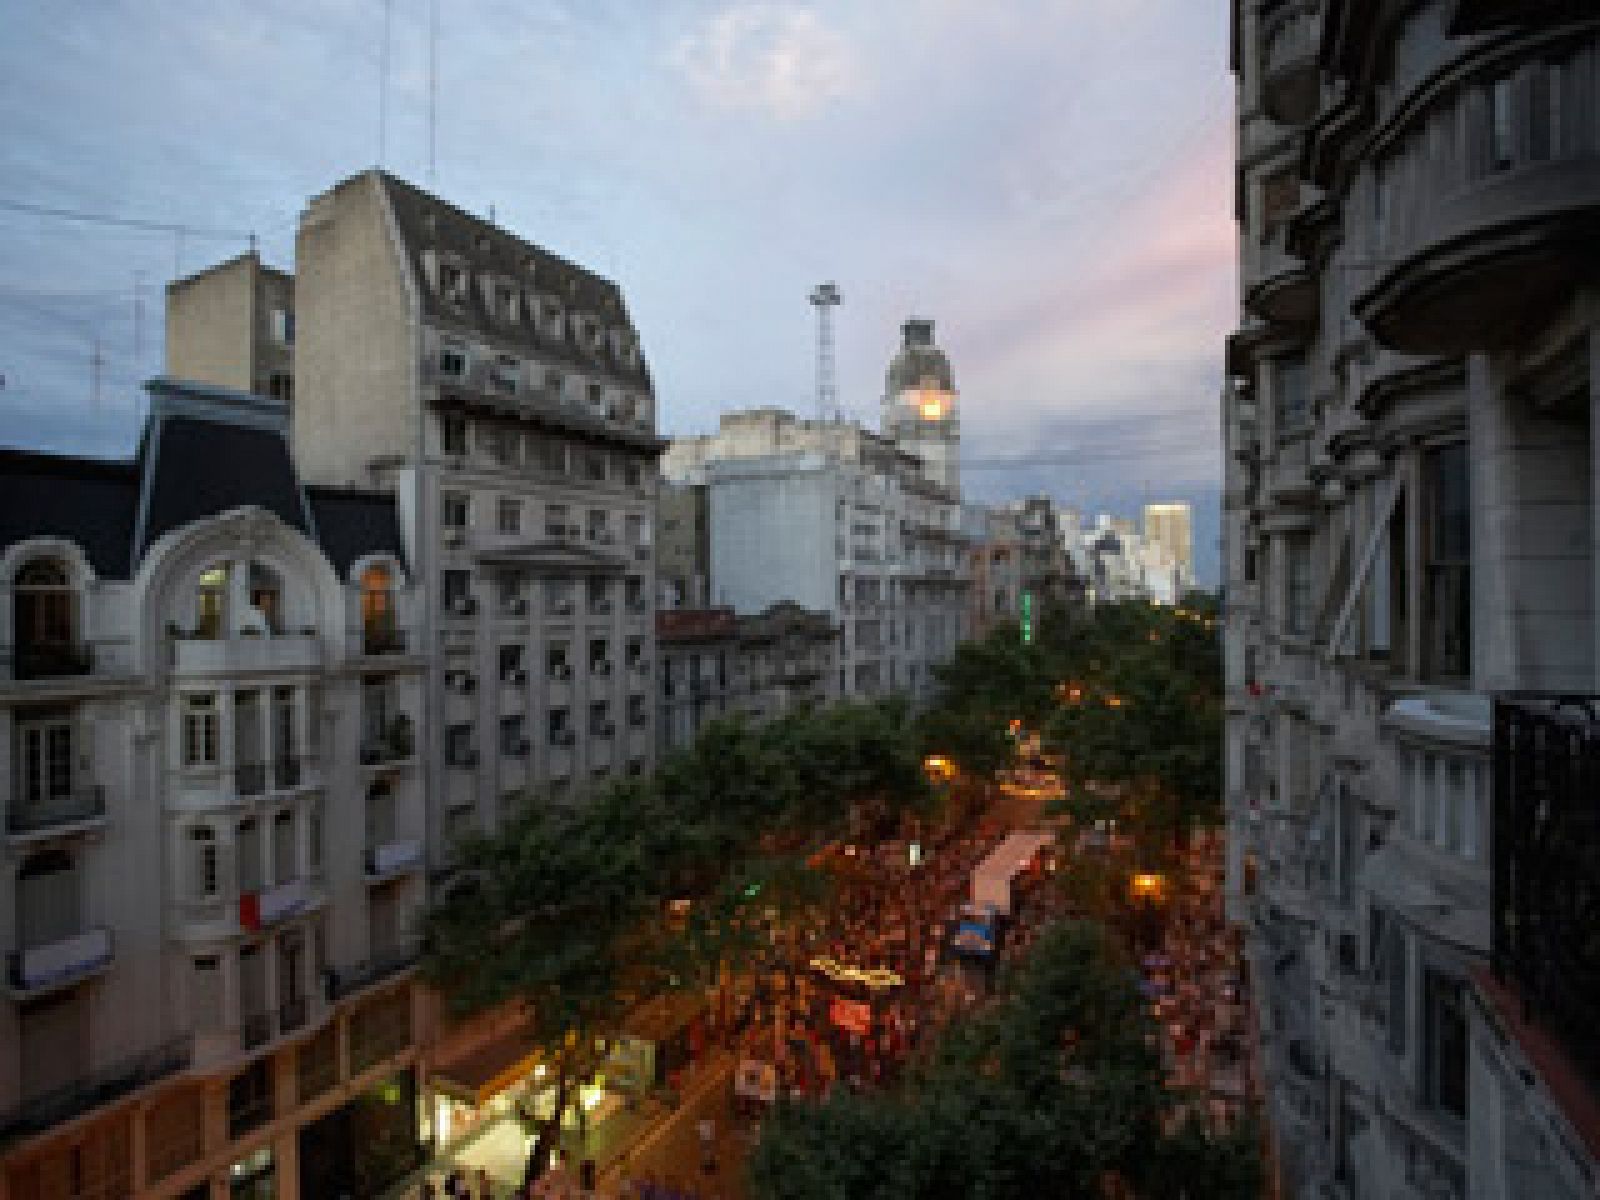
[612,990,708,1093]
[298,1068,424,1199]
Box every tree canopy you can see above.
[746,921,1261,1200]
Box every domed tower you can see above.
[881,317,960,492]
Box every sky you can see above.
[0,0,1236,582]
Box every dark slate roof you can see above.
[306,486,405,577]
[0,448,139,578]
[376,172,653,389]
[137,416,311,560]
[885,318,954,395]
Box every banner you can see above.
[830,997,873,1036]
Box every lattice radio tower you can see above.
[809,282,841,423]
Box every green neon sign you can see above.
[1021,591,1035,645]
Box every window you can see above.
[549,708,572,742]
[307,807,322,873]
[441,414,468,456]
[497,572,522,611]
[1530,62,1563,161]
[1490,76,1515,172]
[626,637,645,668]
[590,702,611,736]
[183,694,219,766]
[442,570,472,610]
[587,577,610,613]
[271,810,295,886]
[196,563,229,638]
[548,641,571,677]
[1423,442,1470,679]
[267,372,293,404]
[545,504,571,538]
[583,451,607,483]
[488,426,518,467]
[1275,358,1309,435]
[441,491,470,529]
[13,558,76,668]
[624,461,643,487]
[589,638,609,672]
[546,578,574,615]
[494,285,517,323]
[625,577,645,611]
[628,694,647,727]
[587,382,603,412]
[270,308,294,344]
[446,724,475,766]
[438,339,467,376]
[625,514,646,546]
[188,827,219,899]
[1285,534,1312,637]
[587,510,611,542]
[360,564,398,652]
[498,497,521,535]
[437,264,467,305]
[499,643,524,680]
[17,717,72,807]
[236,818,262,892]
[1424,971,1467,1119]
[544,369,564,398]
[492,355,519,395]
[500,716,526,756]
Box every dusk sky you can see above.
[0,0,1234,581]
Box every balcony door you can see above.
[17,847,79,950]
[13,560,75,675]
[16,716,73,820]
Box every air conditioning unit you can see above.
[447,671,477,694]
[552,602,574,617]
[593,660,613,677]
[597,722,616,737]
[505,597,528,616]
[504,668,528,686]
[553,730,576,747]
[551,663,573,681]
[454,748,479,768]
[513,738,532,756]
[443,528,466,546]
[631,660,651,674]
[449,595,477,617]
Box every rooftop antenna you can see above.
[809,281,841,424]
[428,0,439,181]
[90,337,104,413]
[378,0,392,167]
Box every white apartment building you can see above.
[1225,3,1599,1197]
[167,170,664,838]
[0,379,426,1199]
[664,410,968,700]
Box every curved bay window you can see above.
[361,565,402,654]
[13,558,86,678]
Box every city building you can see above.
[165,251,296,405]
[655,482,709,610]
[168,168,665,830]
[967,505,1025,638]
[663,407,969,700]
[1141,502,1195,595]
[0,378,425,1199]
[1224,4,1599,1198]
[656,604,838,753]
[1004,495,1085,614]
[880,318,960,493]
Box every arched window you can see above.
[247,562,283,634]
[361,564,398,653]
[13,558,79,678]
[195,564,230,639]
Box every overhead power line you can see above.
[0,198,255,240]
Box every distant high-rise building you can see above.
[1142,502,1194,588]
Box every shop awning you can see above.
[430,1020,545,1107]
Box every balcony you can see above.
[240,878,312,931]
[361,623,409,657]
[1492,695,1600,1092]
[0,1035,189,1142]
[171,631,322,677]
[361,717,416,767]
[1244,227,1317,328]
[323,942,421,1004]
[365,837,424,882]
[7,926,114,997]
[1259,0,1320,126]
[7,785,106,841]
[8,640,95,682]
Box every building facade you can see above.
[664,408,969,701]
[1141,502,1196,595]
[656,482,709,611]
[967,505,1025,638]
[1224,3,1600,1197]
[0,380,425,1200]
[165,252,296,406]
[656,604,838,753]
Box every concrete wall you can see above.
[293,173,418,488]
[166,255,257,394]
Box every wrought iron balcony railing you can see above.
[1492,694,1600,1090]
